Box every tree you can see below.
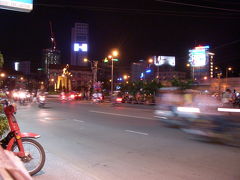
[0,52,4,68]
[170,78,193,90]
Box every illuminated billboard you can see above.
[189,46,209,67]
[154,56,175,67]
[0,0,33,12]
[74,43,88,52]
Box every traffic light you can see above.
[104,58,108,63]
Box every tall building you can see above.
[42,49,61,78]
[71,23,89,66]
[131,60,148,81]
[188,45,215,81]
[14,61,31,75]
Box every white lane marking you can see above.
[154,116,167,119]
[89,110,154,120]
[125,130,149,136]
[39,119,51,123]
[73,119,85,123]
[218,108,240,113]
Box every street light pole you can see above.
[225,67,232,88]
[111,58,114,95]
[109,50,119,96]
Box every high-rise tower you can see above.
[71,23,89,66]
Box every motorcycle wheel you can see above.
[38,103,44,108]
[12,138,46,176]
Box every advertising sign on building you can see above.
[0,0,33,12]
[73,43,88,52]
[189,46,209,67]
[154,56,175,67]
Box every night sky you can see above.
[0,0,240,74]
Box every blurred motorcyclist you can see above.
[37,90,45,101]
[221,89,233,107]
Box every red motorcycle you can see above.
[0,100,45,175]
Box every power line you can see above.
[35,3,240,19]
[155,0,240,13]
[200,0,240,6]
[213,39,240,50]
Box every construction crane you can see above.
[49,21,56,50]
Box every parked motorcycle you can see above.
[0,100,45,175]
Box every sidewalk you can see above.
[33,151,100,180]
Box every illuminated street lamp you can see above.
[123,75,128,80]
[83,58,88,62]
[112,50,119,57]
[148,58,153,64]
[0,73,5,78]
[20,77,24,81]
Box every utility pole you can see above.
[92,61,98,87]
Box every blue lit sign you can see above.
[0,0,33,12]
[146,69,152,73]
[74,43,88,52]
[140,73,144,78]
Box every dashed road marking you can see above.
[73,119,85,123]
[125,130,149,136]
[89,110,154,120]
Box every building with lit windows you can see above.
[42,49,61,78]
[188,45,215,81]
[71,23,89,66]
[131,60,149,81]
[14,61,31,75]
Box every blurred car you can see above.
[74,92,83,100]
[111,92,123,105]
[60,91,76,101]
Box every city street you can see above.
[16,98,240,180]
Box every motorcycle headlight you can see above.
[19,92,26,98]
[13,92,18,98]
[39,96,45,101]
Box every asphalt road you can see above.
[15,99,240,180]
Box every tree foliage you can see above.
[170,78,193,90]
[120,80,162,95]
